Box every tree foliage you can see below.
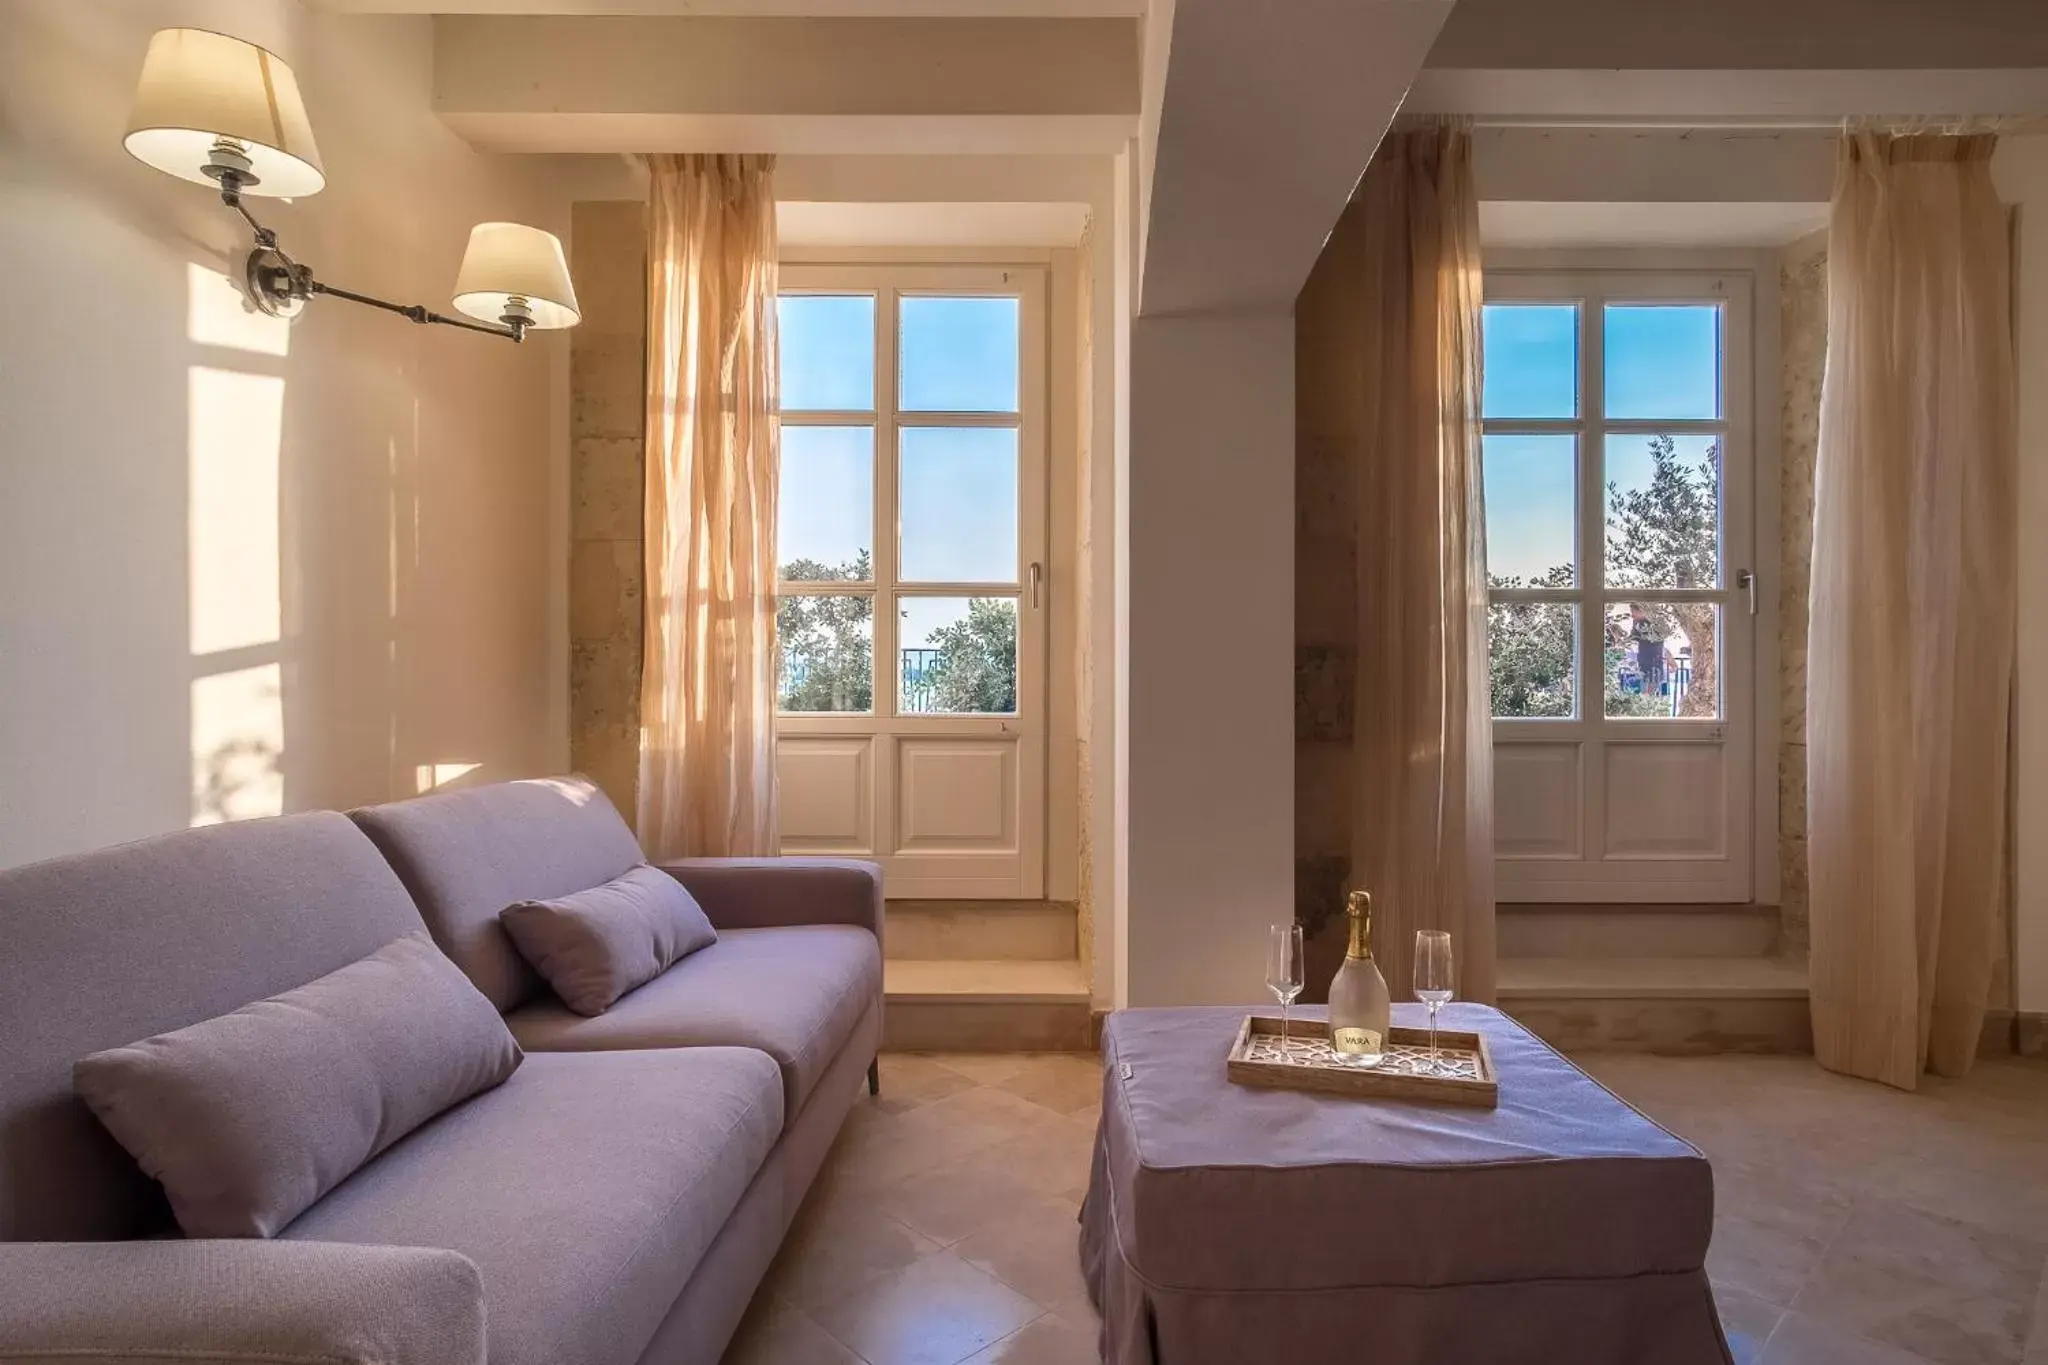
[777,552,874,712]
[775,550,1016,714]
[1487,564,1575,718]
[922,597,1018,714]
[1488,433,1720,719]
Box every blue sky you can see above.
[1482,303,1721,584]
[778,294,1021,650]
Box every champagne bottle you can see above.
[1327,889,1390,1067]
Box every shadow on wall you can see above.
[0,2,549,867]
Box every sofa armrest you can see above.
[0,1239,487,1365]
[658,857,884,943]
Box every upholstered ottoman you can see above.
[1080,1004,1732,1365]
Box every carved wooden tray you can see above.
[1226,1013,1499,1108]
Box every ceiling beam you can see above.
[1139,0,1456,315]
[432,15,1140,153]
[327,0,1143,13]
[1408,68,2048,124]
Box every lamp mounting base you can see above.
[243,245,307,320]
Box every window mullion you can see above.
[875,285,900,717]
[1582,290,1605,722]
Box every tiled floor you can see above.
[722,1049,2048,1365]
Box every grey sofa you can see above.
[0,776,884,1365]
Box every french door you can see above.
[1483,271,1755,902]
[772,263,1048,898]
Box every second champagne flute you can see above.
[1413,930,1455,1075]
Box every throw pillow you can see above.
[75,932,521,1238]
[499,864,717,1016]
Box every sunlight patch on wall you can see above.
[416,762,482,793]
[192,663,283,826]
[187,263,290,357]
[188,366,283,655]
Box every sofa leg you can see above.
[867,1059,880,1096]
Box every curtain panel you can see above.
[1306,120,1496,1002]
[638,153,781,859]
[1807,132,2017,1087]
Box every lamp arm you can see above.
[220,181,527,343]
[303,280,526,341]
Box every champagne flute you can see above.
[1266,923,1305,1059]
[1413,930,1455,1075]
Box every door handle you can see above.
[1028,561,1043,609]
[1736,569,1756,616]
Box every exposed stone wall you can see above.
[567,201,648,826]
[1292,229,1364,999]
[1778,233,1827,951]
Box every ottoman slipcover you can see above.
[1079,1004,1733,1365]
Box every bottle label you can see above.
[1332,1026,1383,1053]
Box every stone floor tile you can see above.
[991,1055,1107,1119]
[765,1191,946,1311]
[1705,1156,1858,1308]
[722,1296,863,1365]
[1795,1199,2047,1365]
[1718,1284,1788,1365]
[1763,1311,1942,1365]
[874,1055,984,1115]
[871,1153,1056,1247]
[951,1197,1094,1317]
[962,1310,1103,1365]
[808,1251,1045,1365]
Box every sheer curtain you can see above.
[638,154,781,859]
[1339,120,1496,1002]
[1807,132,2016,1087]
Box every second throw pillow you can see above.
[500,864,717,1016]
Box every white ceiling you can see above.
[1479,200,1831,249]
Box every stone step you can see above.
[1497,955,1811,1054]
[1498,904,1781,960]
[882,958,1093,1052]
[885,898,1079,961]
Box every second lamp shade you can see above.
[452,222,582,330]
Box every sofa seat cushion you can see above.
[507,925,881,1120]
[282,1048,782,1365]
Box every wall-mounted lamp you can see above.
[124,28,578,342]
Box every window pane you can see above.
[777,593,872,713]
[1604,304,1720,420]
[778,295,874,411]
[778,427,873,582]
[1482,304,1578,419]
[900,296,1019,413]
[899,427,1018,583]
[1604,433,1721,589]
[898,596,1017,715]
[1604,603,1719,718]
[1483,435,1576,588]
[1489,602,1575,719]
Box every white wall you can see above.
[1994,135,2048,1017]
[0,0,569,867]
[1122,311,1294,1005]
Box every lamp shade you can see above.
[452,223,581,330]
[124,29,324,198]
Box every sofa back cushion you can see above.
[0,813,429,1241]
[349,777,645,1012]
